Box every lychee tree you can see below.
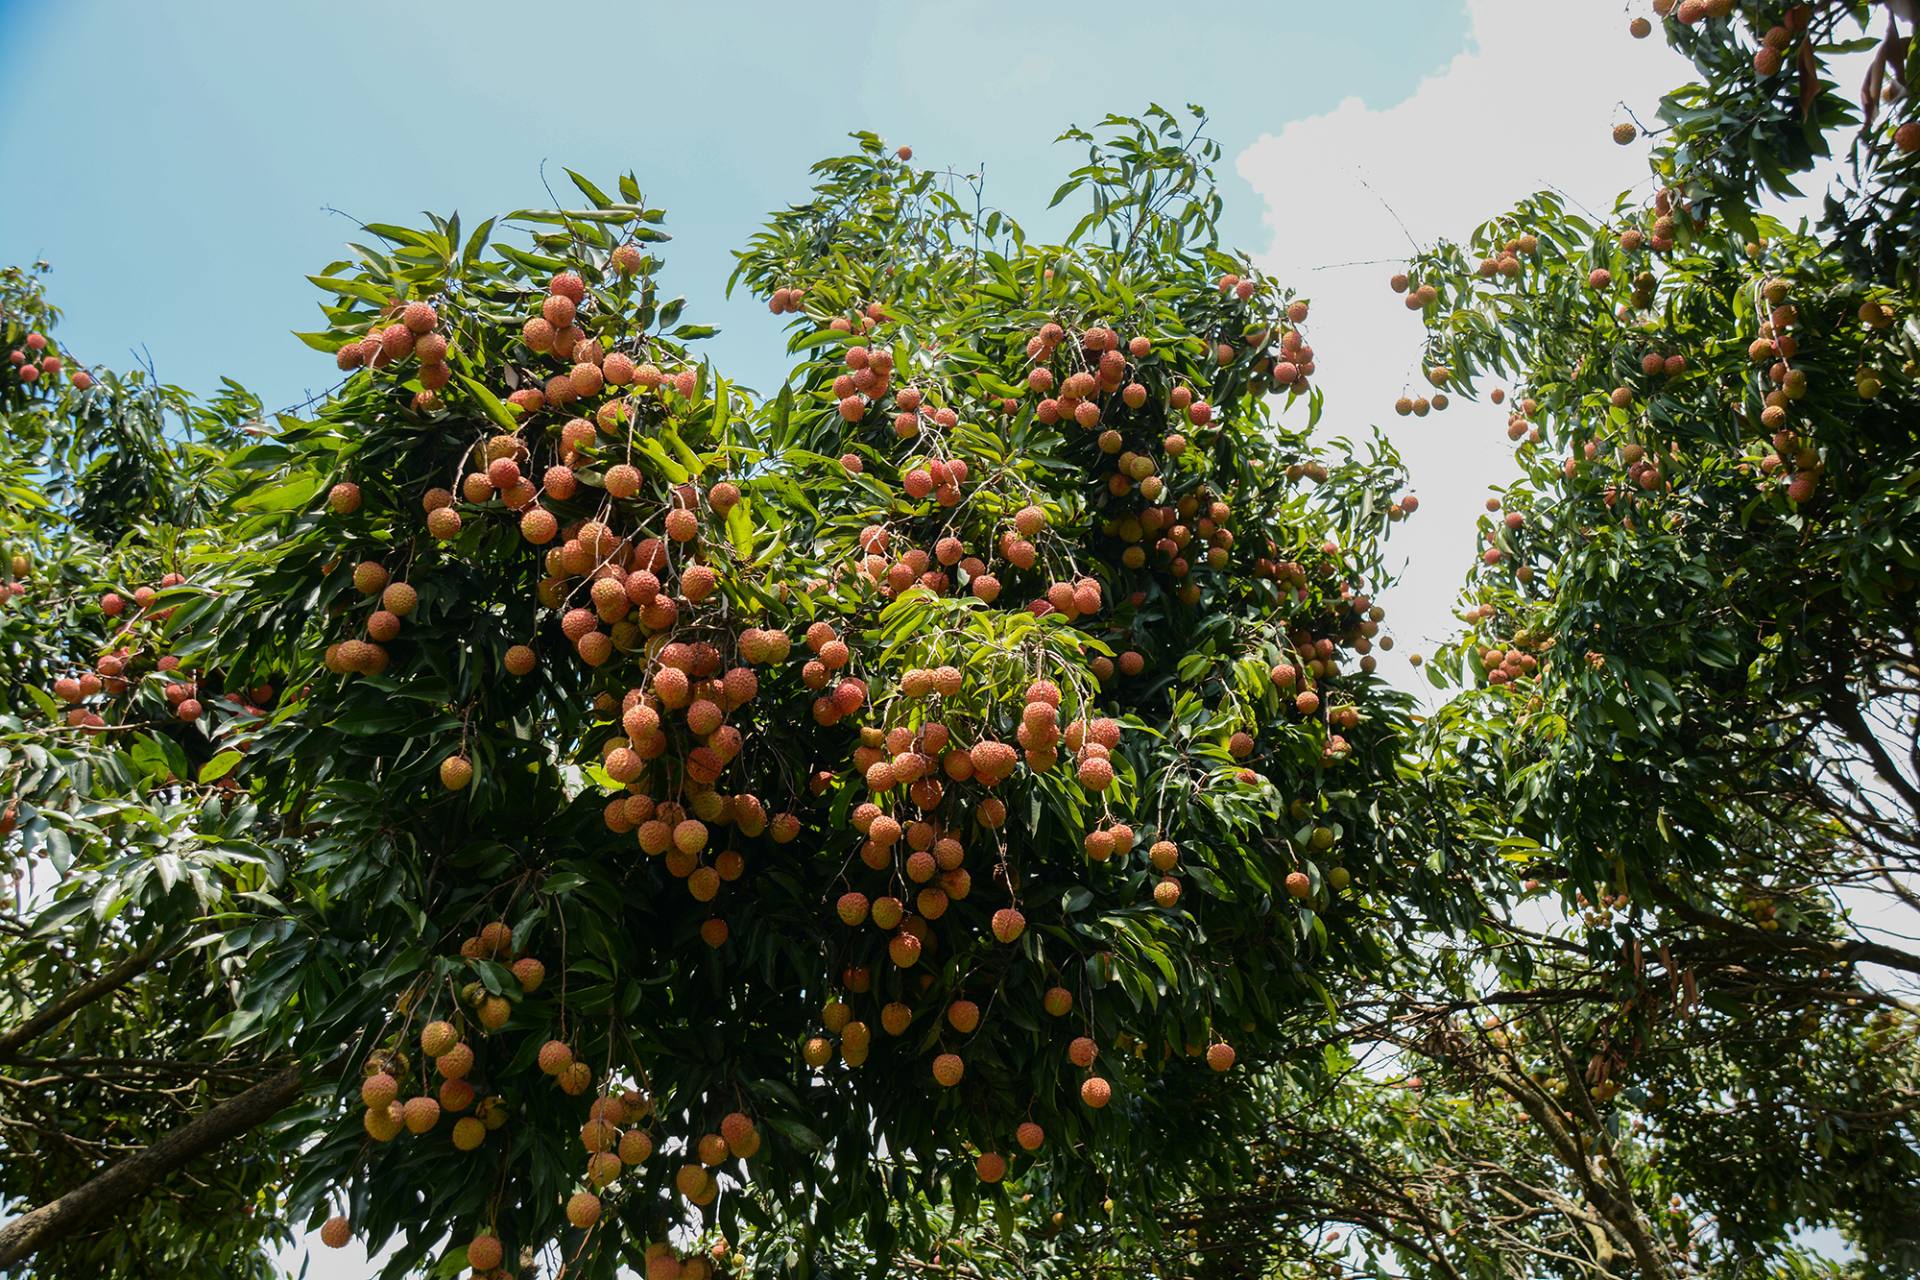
[2,265,83,415]
[0,108,1447,1278]
[5,21,1915,1274]
[1,283,319,1278]
[1080,924,1919,1280]
[1406,0,1920,980]
[1381,2,1920,1269]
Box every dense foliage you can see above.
[1,266,301,1276]
[4,4,1920,1277]
[1398,0,1920,1272]
[4,111,1447,1279]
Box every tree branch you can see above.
[0,1060,303,1268]
[0,942,166,1063]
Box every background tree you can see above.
[1,270,308,1276]
[1392,1,1920,1272]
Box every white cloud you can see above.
[279,1234,392,1279]
[1235,0,1689,687]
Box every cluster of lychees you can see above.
[332,298,451,414]
[331,918,757,1268]
[5,329,93,391]
[1643,0,1814,70]
[350,923,533,1157]
[328,919,683,1264]
[806,643,1171,1146]
[46,573,274,746]
[1393,365,1456,420]
[1748,276,1827,504]
[312,253,870,1247]
[320,550,414,679]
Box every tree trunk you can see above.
[0,1060,304,1267]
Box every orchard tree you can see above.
[1111,922,1917,1280]
[2,109,1446,1277]
[1394,1,1920,1271]
[8,7,1917,1269]
[1409,0,1920,984]
[1,271,310,1276]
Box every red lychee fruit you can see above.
[360,1072,398,1110]
[467,1235,504,1270]
[401,301,438,334]
[402,1095,440,1133]
[567,1191,601,1229]
[991,907,1026,943]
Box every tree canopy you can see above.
[3,5,1919,1279]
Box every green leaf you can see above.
[727,502,757,558]
[462,217,497,266]
[234,473,324,514]
[765,1115,825,1152]
[197,751,244,783]
[566,169,616,207]
[457,374,520,432]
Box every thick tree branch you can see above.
[1659,896,1920,979]
[0,1060,303,1268]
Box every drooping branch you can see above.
[1825,678,1920,819]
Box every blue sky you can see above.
[0,0,1465,409]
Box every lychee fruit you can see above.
[361,1072,398,1110]
[420,1021,459,1057]
[537,1040,573,1076]
[402,1095,440,1133]
[567,1191,601,1229]
[440,756,473,791]
[991,907,1026,943]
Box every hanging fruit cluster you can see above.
[179,120,1429,1272]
